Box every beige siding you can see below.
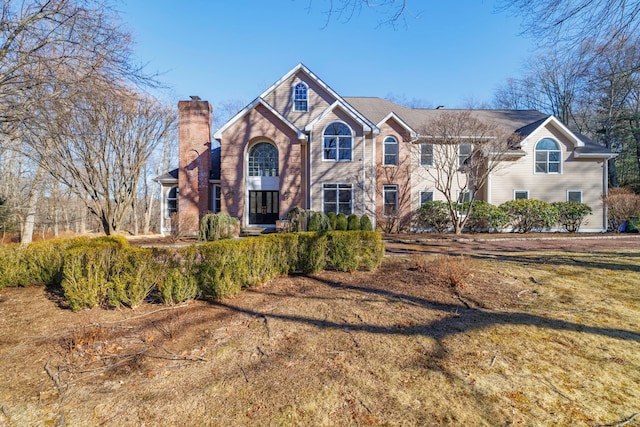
[309,109,372,216]
[262,71,336,130]
[489,123,606,230]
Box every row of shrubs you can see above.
[286,208,373,232]
[0,232,384,310]
[416,199,594,233]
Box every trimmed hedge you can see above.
[0,231,384,309]
[499,199,559,233]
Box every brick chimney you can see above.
[178,98,212,234]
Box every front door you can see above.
[249,191,279,225]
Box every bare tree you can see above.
[496,0,640,54]
[29,84,175,235]
[305,0,412,26]
[414,111,520,234]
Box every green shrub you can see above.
[553,202,593,232]
[327,212,337,230]
[158,266,199,305]
[61,246,120,311]
[296,232,328,273]
[308,211,331,232]
[327,231,384,272]
[335,213,348,231]
[107,248,161,309]
[360,214,373,231]
[499,199,559,233]
[465,201,509,233]
[347,214,360,231]
[198,212,239,241]
[414,201,452,232]
[287,207,309,232]
[196,240,246,299]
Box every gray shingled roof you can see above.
[343,97,613,156]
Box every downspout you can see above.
[371,134,377,229]
[487,159,492,205]
[362,128,366,215]
[309,130,313,211]
[603,159,609,231]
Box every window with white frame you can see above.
[459,143,472,167]
[166,186,178,218]
[535,138,561,173]
[323,122,352,161]
[383,136,398,166]
[567,190,582,203]
[514,190,529,200]
[458,190,472,204]
[383,185,398,216]
[419,190,434,206]
[323,183,353,215]
[420,143,433,166]
[293,82,308,112]
[248,142,279,177]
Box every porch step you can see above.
[240,227,277,237]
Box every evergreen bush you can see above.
[286,207,309,232]
[499,199,559,233]
[414,201,452,232]
[360,214,373,231]
[327,231,384,272]
[107,247,161,309]
[335,213,348,230]
[327,212,337,230]
[347,214,360,230]
[465,201,509,233]
[198,212,239,241]
[553,202,593,232]
[308,211,331,232]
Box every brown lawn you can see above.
[0,237,639,426]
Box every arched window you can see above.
[535,138,561,173]
[383,136,398,166]
[166,186,178,217]
[248,142,279,177]
[323,122,352,161]
[293,82,308,112]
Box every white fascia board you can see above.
[213,98,306,141]
[519,115,584,148]
[377,112,417,138]
[573,151,618,159]
[304,100,373,132]
[213,97,261,140]
[156,177,178,184]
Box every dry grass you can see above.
[0,249,639,426]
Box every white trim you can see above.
[292,81,309,112]
[566,189,582,203]
[320,120,354,162]
[573,151,617,159]
[382,135,399,166]
[371,134,377,228]
[305,100,372,133]
[321,182,354,215]
[533,137,562,175]
[377,112,417,138]
[214,98,306,141]
[517,115,584,148]
[257,63,378,134]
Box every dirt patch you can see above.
[1,246,639,426]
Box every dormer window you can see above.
[293,82,308,112]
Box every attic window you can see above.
[535,138,561,173]
[293,82,308,112]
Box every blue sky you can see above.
[118,1,533,113]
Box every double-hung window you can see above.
[323,122,352,161]
[383,136,398,166]
[459,143,472,167]
[420,190,434,206]
[323,183,353,215]
[383,185,398,217]
[420,143,433,166]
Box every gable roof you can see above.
[213,97,306,140]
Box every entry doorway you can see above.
[248,191,279,225]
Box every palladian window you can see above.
[248,142,279,177]
[535,138,561,173]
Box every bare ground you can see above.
[1,236,639,426]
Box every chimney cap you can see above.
[436,105,445,109]
[190,95,201,101]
